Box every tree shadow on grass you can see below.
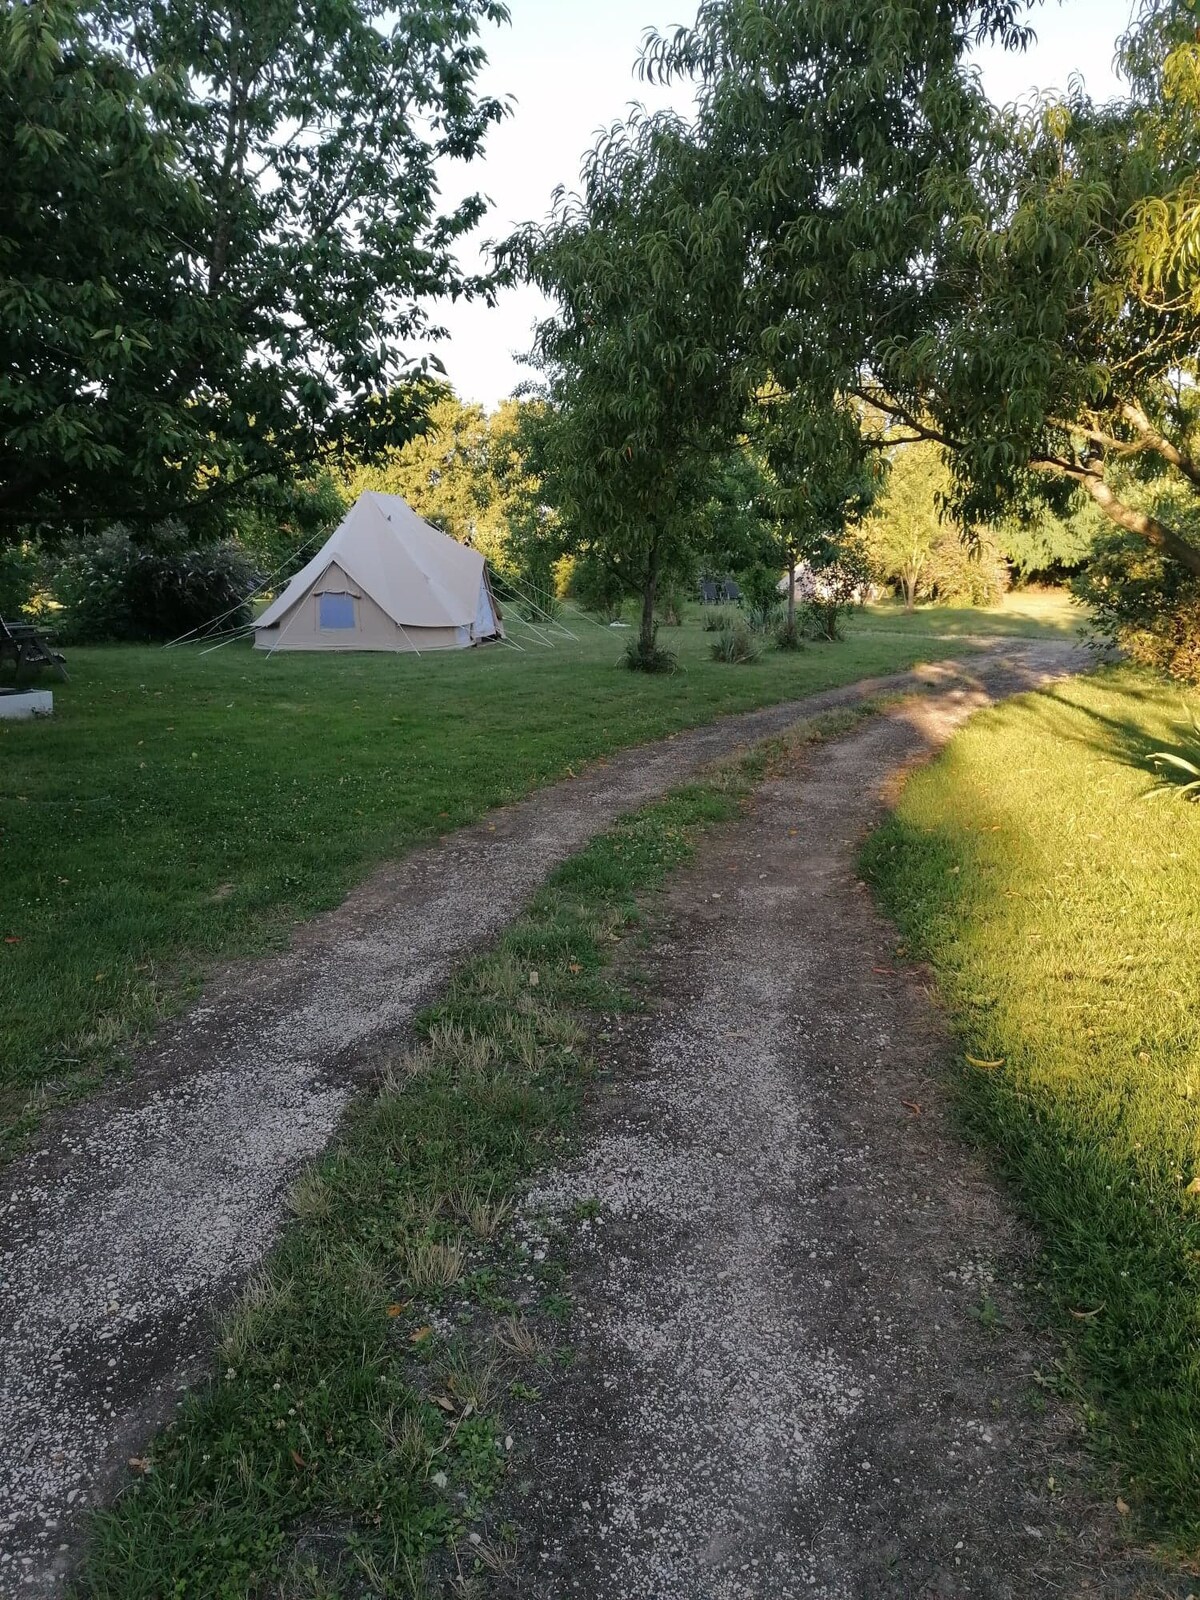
[1001,669,1200,793]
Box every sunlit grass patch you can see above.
[861,664,1200,1544]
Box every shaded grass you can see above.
[860,665,1200,1544]
[0,616,970,1146]
[75,768,752,1599]
[857,586,1082,639]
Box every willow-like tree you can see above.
[639,1,1029,432]
[1,0,509,535]
[507,112,746,666]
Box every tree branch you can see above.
[1030,456,1200,577]
[1120,400,1200,490]
[850,387,962,452]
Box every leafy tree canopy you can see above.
[853,1,1200,575]
[2,0,510,537]
[504,108,751,662]
[633,0,1200,583]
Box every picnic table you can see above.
[0,619,68,681]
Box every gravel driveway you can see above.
[0,642,1084,1594]
[500,660,1184,1599]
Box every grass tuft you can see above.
[709,621,762,664]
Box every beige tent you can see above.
[254,491,504,653]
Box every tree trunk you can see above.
[639,555,659,659]
[786,552,797,636]
[902,572,916,612]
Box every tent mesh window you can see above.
[318,592,356,630]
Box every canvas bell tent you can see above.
[254,492,504,653]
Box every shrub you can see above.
[1146,706,1200,802]
[656,582,686,626]
[49,522,259,643]
[774,617,803,652]
[700,607,726,631]
[621,629,678,674]
[740,562,783,617]
[0,543,38,619]
[710,621,762,664]
[926,528,1010,607]
[1075,532,1200,682]
[572,558,626,622]
[745,595,784,632]
[796,551,870,641]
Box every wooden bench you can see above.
[0,619,68,681]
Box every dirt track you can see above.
[502,669,1185,1600]
[0,641,1087,1594]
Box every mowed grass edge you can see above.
[860,665,1200,1546]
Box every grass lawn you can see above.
[0,594,1068,1147]
[861,665,1200,1543]
[857,584,1084,639]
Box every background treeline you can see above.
[0,381,1109,647]
[4,0,1200,678]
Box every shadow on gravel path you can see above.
[0,641,1086,1594]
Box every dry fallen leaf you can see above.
[1115,1497,1130,1515]
[433,1395,457,1413]
[127,1457,150,1474]
[966,1054,1005,1070]
[385,1302,407,1318]
[900,1100,922,1116]
[409,1325,432,1344]
[568,962,582,975]
[1186,1177,1200,1195]
[1070,1303,1106,1320]
[290,1449,306,1469]
[3,936,20,945]
[528,969,540,987]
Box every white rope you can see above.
[490,570,580,641]
[500,571,613,636]
[174,621,250,649]
[263,587,309,658]
[504,615,557,649]
[393,618,423,658]
[198,626,254,656]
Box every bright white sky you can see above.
[431,0,1135,408]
